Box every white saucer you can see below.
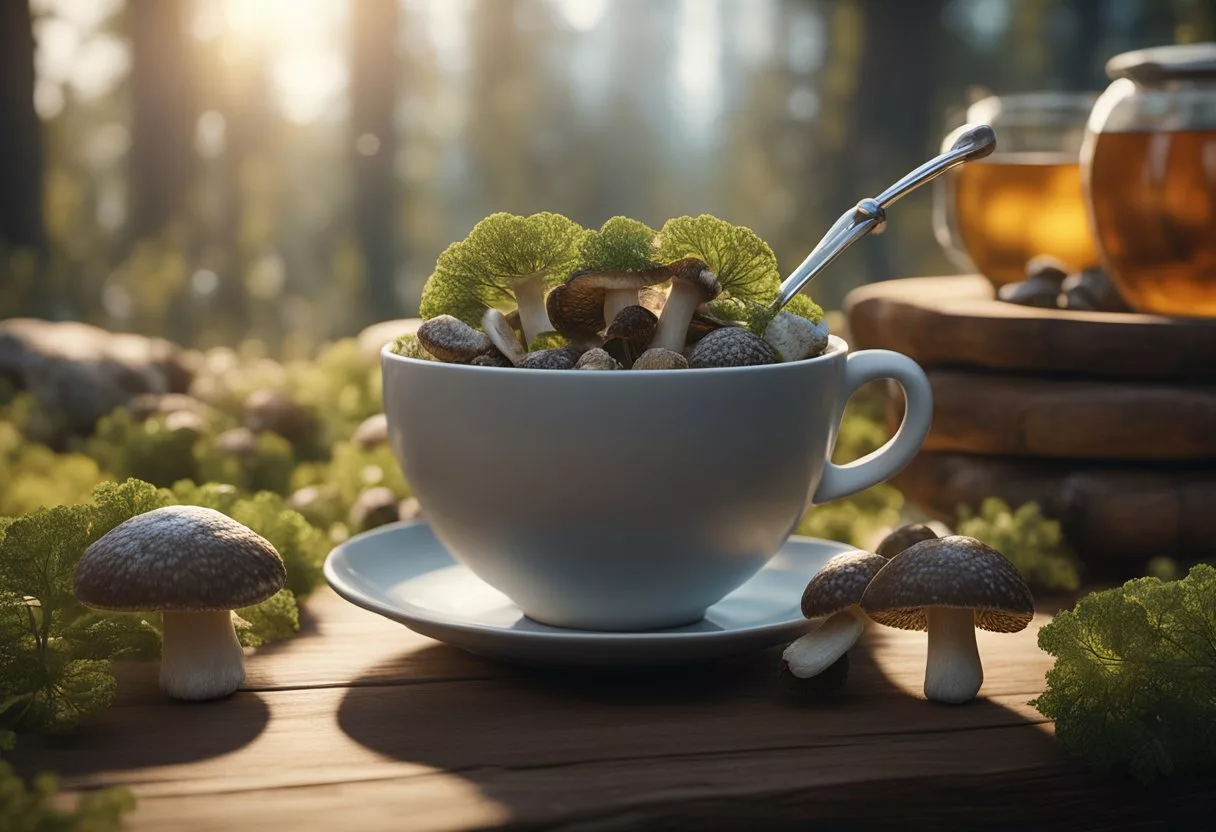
[323,521,854,668]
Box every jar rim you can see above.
[1107,42,1216,84]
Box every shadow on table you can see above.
[334,631,1063,827]
[9,682,271,780]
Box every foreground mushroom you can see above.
[74,506,287,701]
[781,550,887,691]
[875,523,938,558]
[648,258,719,353]
[860,536,1034,704]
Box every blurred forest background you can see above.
[2,0,1214,357]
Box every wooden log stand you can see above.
[847,275,1216,567]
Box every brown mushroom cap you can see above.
[875,524,938,559]
[860,536,1034,633]
[603,305,659,367]
[800,550,888,619]
[573,348,622,370]
[548,268,673,340]
[417,315,493,363]
[74,506,286,613]
[631,348,688,370]
[687,327,777,368]
[666,257,721,301]
[519,345,584,370]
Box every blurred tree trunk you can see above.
[350,0,401,324]
[0,0,44,250]
[834,0,944,294]
[127,0,195,240]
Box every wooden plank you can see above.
[886,370,1216,460]
[896,452,1216,566]
[845,275,1216,380]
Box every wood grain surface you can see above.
[845,275,1216,380]
[895,451,1216,566]
[8,588,1211,830]
[886,370,1216,460]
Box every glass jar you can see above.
[934,93,1101,287]
[1083,43,1216,317]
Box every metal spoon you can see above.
[769,123,997,313]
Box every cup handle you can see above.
[811,349,933,505]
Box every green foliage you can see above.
[0,423,106,519]
[657,215,780,302]
[527,332,567,351]
[1032,565,1216,781]
[84,411,201,488]
[419,212,589,325]
[285,339,382,445]
[1145,556,1181,581]
[391,333,434,361]
[235,589,299,648]
[194,431,295,495]
[579,217,658,272]
[709,291,826,338]
[0,756,135,832]
[955,498,1080,591]
[1,478,326,733]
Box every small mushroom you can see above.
[574,348,623,370]
[1061,267,1130,313]
[997,278,1061,308]
[875,523,938,559]
[519,346,583,370]
[243,389,317,444]
[74,506,286,701]
[688,327,777,368]
[352,413,388,450]
[603,306,658,368]
[469,350,513,367]
[648,258,720,353]
[1025,255,1069,286]
[763,311,829,362]
[416,315,493,363]
[631,348,688,370]
[860,536,1035,704]
[350,486,401,532]
[781,550,888,689]
[481,308,527,365]
[215,426,257,458]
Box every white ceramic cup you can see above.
[382,335,932,631]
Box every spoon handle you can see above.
[770,123,997,313]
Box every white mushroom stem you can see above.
[513,274,554,345]
[781,607,866,678]
[648,281,703,353]
[159,610,246,701]
[482,308,527,366]
[923,607,983,704]
[604,289,640,324]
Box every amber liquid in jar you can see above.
[1086,130,1216,316]
[950,154,1101,286]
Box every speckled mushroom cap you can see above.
[74,506,286,612]
[800,550,888,619]
[875,524,938,559]
[860,536,1034,633]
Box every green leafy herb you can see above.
[419,212,588,344]
[656,215,780,302]
[527,332,567,352]
[392,333,434,361]
[0,751,134,832]
[1032,564,1216,781]
[955,498,1080,591]
[579,217,659,272]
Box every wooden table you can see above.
[12,589,1212,830]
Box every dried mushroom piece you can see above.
[687,327,776,368]
[417,315,493,363]
[74,506,286,701]
[860,536,1035,704]
[631,348,688,370]
[573,348,622,370]
[519,345,584,370]
[603,305,659,368]
[763,311,829,362]
[482,308,527,366]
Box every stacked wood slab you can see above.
[845,275,1216,570]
